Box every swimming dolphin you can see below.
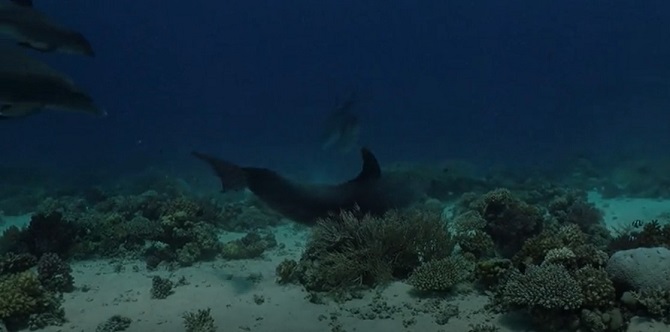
[0,1,94,56]
[192,148,422,224]
[0,47,104,118]
[320,93,361,154]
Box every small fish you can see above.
[320,92,361,154]
[0,2,94,56]
[632,219,644,228]
[0,47,104,117]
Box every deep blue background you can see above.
[2,0,669,181]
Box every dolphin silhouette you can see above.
[0,47,104,118]
[193,148,420,224]
[0,1,94,56]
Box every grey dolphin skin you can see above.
[321,93,361,153]
[192,148,418,224]
[0,47,104,118]
[0,1,94,56]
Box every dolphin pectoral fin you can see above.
[348,148,381,183]
[0,103,43,118]
[192,151,248,192]
[10,0,33,7]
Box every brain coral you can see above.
[606,247,670,291]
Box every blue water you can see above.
[2,0,669,178]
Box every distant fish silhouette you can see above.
[193,148,419,224]
[0,47,104,118]
[320,93,361,154]
[0,1,94,56]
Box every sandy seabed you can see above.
[2,192,669,332]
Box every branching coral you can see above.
[633,287,670,322]
[37,253,74,293]
[472,189,544,257]
[0,271,51,321]
[0,253,36,275]
[499,263,584,311]
[407,255,474,292]
[95,315,132,332]
[513,223,606,269]
[150,276,173,299]
[547,191,611,247]
[4,212,81,258]
[183,308,216,332]
[295,208,454,292]
[572,265,615,308]
[474,258,512,289]
[220,232,277,260]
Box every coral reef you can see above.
[150,276,174,299]
[0,253,37,275]
[474,258,512,289]
[0,212,80,258]
[1,188,283,269]
[513,223,607,269]
[220,232,277,260]
[573,266,615,308]
[608,220,670,253]
[183,308,216,332]
[407,255,474,292]
[218,198,284,231]
[499,263,584,311]
[471,189,544,257]
[294,208,454,292]
[275,259,298,285]
[632,288,670,323]
[0,270,64,330]
[95,315,132,332]
[36,253,74,293]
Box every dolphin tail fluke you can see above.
[192,152,248,191]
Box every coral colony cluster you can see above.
[1,160,670,332]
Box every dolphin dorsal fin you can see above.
[350,148,381,183]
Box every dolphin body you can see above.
[0,1,94,56]
[193,148,422,224]
[0,46,103,118]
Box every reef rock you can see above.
[606,247,670,291]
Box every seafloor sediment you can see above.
[1,162,670,332]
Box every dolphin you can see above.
[320,93,361,154]
[192,148,422,224]
[0,47,104,118]
[0,1,94,56]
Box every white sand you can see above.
[38,225,517,332]
[2,193,668,332]
[0,213,32,230]
[588,191,670,233]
